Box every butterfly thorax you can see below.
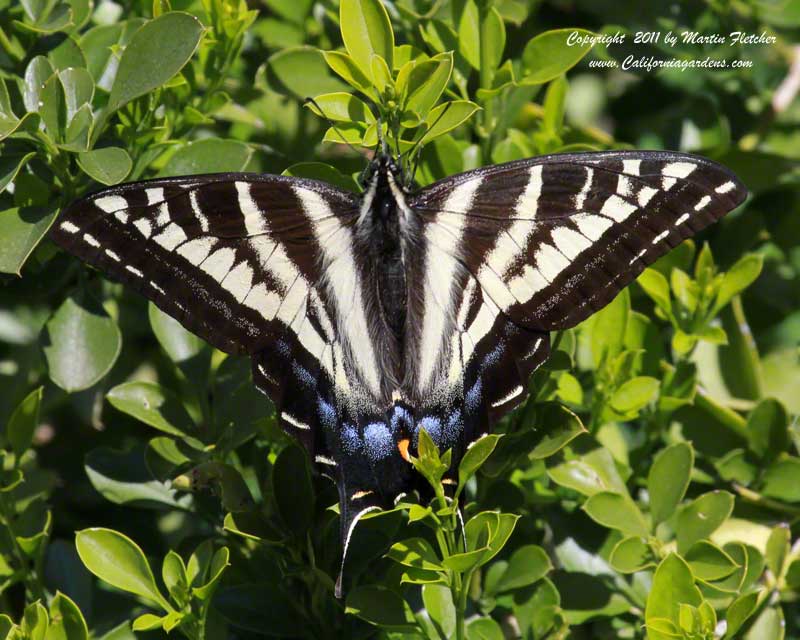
[353,157,418,394]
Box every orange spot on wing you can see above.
[398,438,411,462]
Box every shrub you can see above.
[0,0,798,638]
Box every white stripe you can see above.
[357,177,378,225]
[281,412,311,430]
[256,363,278,385]
[675,213,690,226]
[575,167,593,209]
[275,276,308,326]
[467,294,499,346]
[297,317,326,359]
[476,267,516,311]
[600,194,637,222]
[515,165,543,217]
[695,195,711,210]
[617,175,633,197]
[189,190,209,232]
[310,291,335,341]
[623,159,641,175]
[250,236,297,290]
[114,211,129,224]
[525,336,544,360]
[95,195,127,213]
[662,177,677,191]
[105,249,120,262]
[125,265,143,277]
[83,233,100,247]
[146,188,164,205]
[293,188,381,392]
[60,221,79,234]
[535,243,570,282]
[242,283,281,317]
[149,280,166,295]
[236,181,268,235]
[177,237,216,264]
[418,177,483,389]
[574,214,614,241]
[628,248,647,265]
[491,385,523,408]
[507,265,549,304]
[638,186,658,207]
[551,226,592,260]
[315,455,337,466]
[154,223,187,251]
[715,181,735,194]
[652,230,669,244]
[155,203,171,227]
[133,219,152,238]
[662,162,696,179]
[200,247,236,282]
[221,261,254,302]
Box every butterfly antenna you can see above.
[304,97,363,158]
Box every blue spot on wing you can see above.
[466,378,482,413]
[317,397,337,430]
[364,422,393,461]
[292,361,316,388]
[417,416,442,444]
[342,424,361,454]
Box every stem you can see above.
[0,492,45,602]
[478,3,495,160]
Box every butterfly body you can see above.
[51,150,747,581]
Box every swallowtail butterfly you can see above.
[51,149,746,591]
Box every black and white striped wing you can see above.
[50,173,364,455]
[408,151,746,426]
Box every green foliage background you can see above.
[0,0,798,638]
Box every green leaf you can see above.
[521,28,596,85]
[305,92,375,123]
[481,7,506,75]
[370,54,393,94]
[712,254,763,315]
[192,546,229,600]
[742,606,785,640]
[464,512,518,567]
[765,524,790,578]
[265,46,345,98]
[583,491,649,537]
[58,67,94,122]
[43,295,122,392]
[107,12,203,111]
[386,537,443,570]
[339,0,394,79]
[22,602,48,640]
[455,0,480,69]
[747,398,789,460]
[422,584,455,639]
[676,491,734,553]
[345,585,416,630]
[761,456,800,502]
[684,541,739,581]
[283,162,360,192]
[403,53,453,117]
[76,528,170,610]
[6,386,43,458]
[645,554,702,629]
[77,147,132,185]
[590,288,629,366]
[39,73,66,141]
[609,536,654,573]
[419,100,480,143]
[322,51,373,95]
[23,55,55,113]
[0,205,58,275]
[130,614,163,632]
[107,382,194,437]
[162,550,187,599]
[0,152,36,194]
[495,545,552,592]
[548,446,628,497]
[272,445,314,536]
[457,434,500,492]
[85,446,190,509]
[528,403,586,460]
[609,376,660,414]
[465,617,504,640]
[648,442,693,525]
[725,590,762,638]
[159,138,253,176]
[148,302,206,364]
[638,268,672,316]
[47,592,88,640]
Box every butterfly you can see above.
[51,149,746,592]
